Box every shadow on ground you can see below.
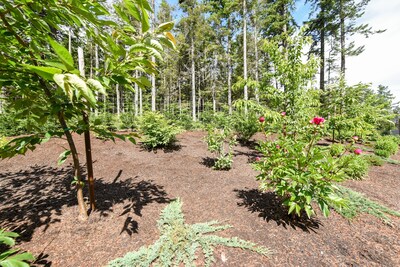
[0,165,170,243]
[234,188,321,233]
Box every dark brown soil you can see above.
[1,131,399,267]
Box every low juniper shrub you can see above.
[108,199,271,267]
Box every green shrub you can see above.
[233,113,259,142]
[204,128,237,170]
[119,113,137,130]
[362,154,384,166]
[374,136,398,158]
[138,112,181,149]
[0,228,35,266]
[329,143,346,157]
[108,199,271,267]
[201,111,233,130]
[339,154,369,180]
[374,149,391,158]
[92,113,119,131]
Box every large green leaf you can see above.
[87,78,106,95]
[66,74,97,107]
[47,37,75,71]
[22,65,62,81]
[157,21,174,32]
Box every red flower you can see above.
[255,157,261,161]
[310,116,325,125]
[281,112,286,116]
[354,149,362,155]
[259,116,265,123]
[276,145,281,149]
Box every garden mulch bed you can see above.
[1,131,399,267]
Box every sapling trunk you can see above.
[83,113,96,212]
[58,113,88,221]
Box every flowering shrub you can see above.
[254,116,353,218]
[204,128,237,170]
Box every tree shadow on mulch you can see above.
[234,188,321,233]
[139,142,183,153]
[0,165,171,243]
[200,157,216,168]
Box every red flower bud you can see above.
[259,116,265,123]
[310,116,325,125]
[354,149,362,155]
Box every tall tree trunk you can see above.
[320,26,325,91]
[78,47,96,212]
[243,0,248,107]
[139,87,143,116]
[254,0,259,103]
[227,17,232,115]
[191,35,196,121]
[94,31,99,116]
[178,78,182,115]
[134,71,139,117]
[212,54,217,113]
[116,84,120,117]
[340,0,345,77]
[151,0,156,111]
[68,27,72,54]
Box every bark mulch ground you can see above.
[0,131,399,267]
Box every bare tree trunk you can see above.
[191,35,196,121]
[212,54,217,113]
[243,0,248,107]
[94,31,99,116]
[254,0,259,103]
[227,17,232,115]
[340,0,345,77]
[178,78,182,115]
[151,0,156,111]
[116,84,120,117]
[134,71,139,117]
[139,87,143,116]
[68,27,72,54]
[78,47,85,77]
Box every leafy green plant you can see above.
[0,136,7,148]
[331,186,400,225]
[0,229,35,267]
[339,154,370,180]
[138,112,181,149]
[362,154,385,166]
[254,116,352,218]
[374,136,398,158]
[108,199,271,267]
[204,128,237,170]
[329,143,346,157]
